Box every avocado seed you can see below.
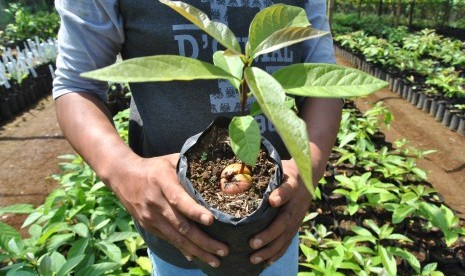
[220,163,253,195]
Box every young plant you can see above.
[81,0,386,196]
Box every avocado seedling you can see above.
[81,0,387,199]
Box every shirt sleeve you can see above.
[301,0,336,64]
[53,0,124,101]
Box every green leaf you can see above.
[250,95,295,116]
[229,116,261,166]
[136,256,153,273]
[388,247,420,274]
[379,246,397,276]
[245,66,314,195]
[0,221,21,242]
[50,251,67,274]
[38,222,71,245]
[97,241,122,263]
[44,189,66,215]
[38,255,52,276]
[22,212,42,228]
[72,223,90,238]
[0,204,34,216]
[248,4,310,55]
[47,233,75,252]
[273,63,387,98]
[57,255,85,276]
[76,262,120,276]
[392,205,416,224]
[92,219,111,233]
[159,0,241,54]
[338,132,357,148]
[251,26,327,59]
[81,55,236,83]
[106,231,140,243]
[213,51,243,90]
[68,238,90,259]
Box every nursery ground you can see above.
[0,54,465,238]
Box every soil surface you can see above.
[0,54,464,238]
[186,124,275,218]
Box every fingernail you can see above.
[253,256,262,264]
[185,255,192,262]
[217,249,226,257]
[200,213,211,225]
[252,238,263,249]
[209,261,218,268]
[272,195,282,205]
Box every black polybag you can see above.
[177,116,283,276]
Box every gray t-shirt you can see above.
[53,0,335,268]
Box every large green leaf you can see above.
[81,55,236,83]
[250,26,327,59]
[245,67,314,196]
[248,4,309,54]
[159,0,241,54]
[273,63,387,98]
[213,51,243,90]
[229,116,261,166]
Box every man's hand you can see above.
[248,160,310,265]
[109,153,229,267]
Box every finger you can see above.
[169,208,229,257]
[249,206,293,250]
[269,179,296,207]
[159,180,229,254]
[249,234,294,265]
[249,209,297,264]
[159,173,215,226]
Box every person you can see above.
[53,0,343,275]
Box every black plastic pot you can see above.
[177,116,283,276]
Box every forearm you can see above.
[300,98,343,184]
[55,92,140,187]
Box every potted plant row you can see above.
[82,0,386,274]
[0,38,58,122]
[333,29,465,136]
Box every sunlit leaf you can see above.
[248,4,309,54]
[160,0,241,54]
[273,63,387,98]
[251,26,327,59]
[245,66,314,196]
[81,56,236,83]
[213,51,243,90]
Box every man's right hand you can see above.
[109,153,229,267]
[55,93,228,267]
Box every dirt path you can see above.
[0,96,75,231]
[0,54,464,236]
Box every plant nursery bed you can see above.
[336,54,465,219]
